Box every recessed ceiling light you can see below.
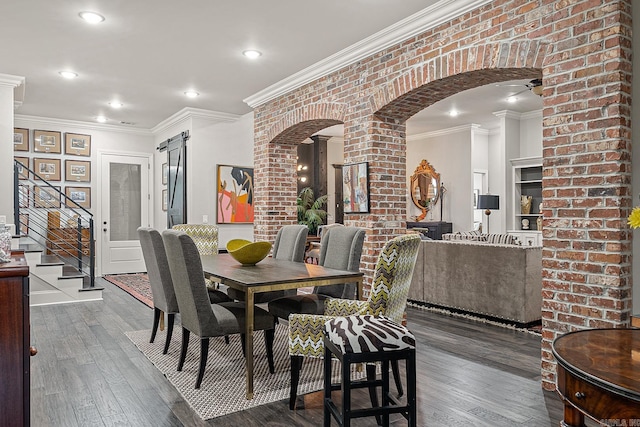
[59,71,78,79]
[449,110,459,117]
[109,101,123,109]
[79,11,105,24]
[184,91,199,98]
[96,116,108,123]
[243,50,262,59]
[507,96,518,103]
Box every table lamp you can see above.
[477,194,499,234]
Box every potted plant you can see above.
[297,187,328,235]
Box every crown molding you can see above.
[151,107,240,134]
[520,109,543,120]
[244,0,491,108]
[14,114,153,135]
[492,110,524,120]
[0,73,25,88]
[407,123,483,141]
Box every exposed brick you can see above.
[253,0,632,395]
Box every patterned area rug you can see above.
[103,273,153,308]
[126,323,365,420]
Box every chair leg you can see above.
[163,313,175,354]
[224,335,230,345]
[150,307,161,343]
[366,364,382,426]
[240,333,246,357]
[177,328,190,371]
[391,359,403,397]
[195,338,210,389]
[290,355,304,410]
[264,329,275,374]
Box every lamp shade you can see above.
[477,194,499,210]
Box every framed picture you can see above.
[19,214,28,235]
[162,189,168,211]
[162,163,168,185]
[13,128,29,151]
[18,185,29,208]
[65,160,91,182]
[33,130,62,153]
[342,162,369,214]
[65,186,91,209]
[34,185,61,208]
[33,158,61,181]
[64,133,91,157]
[14,157,29,180]
[216,164,254,223]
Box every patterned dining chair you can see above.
[227,224,308,304]
[173,224,219,289]
[268,226,365,320]
[287,233,421,409]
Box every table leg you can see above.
[245,288,255,399]
[560,403,585,427]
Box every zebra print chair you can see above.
[287,233,421,409]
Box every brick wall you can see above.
[253,0,633,389]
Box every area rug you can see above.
[103,273,153,308]
[126,323,366,420]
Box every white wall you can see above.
[519,111,543,158]
[407,126,474,232]
[151,111,255,249]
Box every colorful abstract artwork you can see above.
[342,162,369,214]
[217,165,254,223]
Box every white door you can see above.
[100,153,150,274]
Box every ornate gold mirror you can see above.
[410,160,440,221]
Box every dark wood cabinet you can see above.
[0,251,31,427]
[406,221,452,240]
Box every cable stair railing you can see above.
[13,159,96,289]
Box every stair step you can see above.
[19,243,44,253]
[38,255,64,266]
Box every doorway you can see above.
[99,152,150,274]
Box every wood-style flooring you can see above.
[30,278,574,426]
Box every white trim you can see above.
[244,0,492,108]
[520,110,543,120]
[407,123,485,141]
[492,110,524,120]
[0,73,25,88]
[15,114,152,135]
[151,107,240,134]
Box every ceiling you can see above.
[1,0,541,133]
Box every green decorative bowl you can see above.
[226,239,272,266]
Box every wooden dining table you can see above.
[200,253,363,399]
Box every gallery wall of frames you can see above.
[14,127,93,229]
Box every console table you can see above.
[552,329,640,426]
[0,251,32,426]
[406,221,452,240]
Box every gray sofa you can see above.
[408,239,542,325]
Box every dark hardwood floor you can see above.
[30,278,571,426]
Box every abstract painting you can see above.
[216,165,254,223]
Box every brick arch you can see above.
[267,103,347,145]
[370,40,549,121]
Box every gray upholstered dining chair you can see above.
[226,224,308,304]
[138,227,231,355]
[268,226,365,320]
[162,229,277,389]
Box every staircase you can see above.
[13,160,102,306]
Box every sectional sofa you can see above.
[407,238,542,326]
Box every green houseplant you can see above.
[297,187,328,235]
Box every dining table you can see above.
[200,253,363,399]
